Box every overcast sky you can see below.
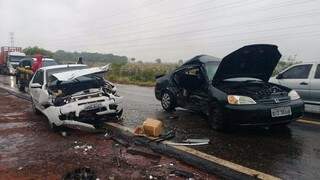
[1,0,320,62]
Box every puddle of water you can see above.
[2,112,25,117]
[0,122,32,130]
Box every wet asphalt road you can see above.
[1,75,320,179]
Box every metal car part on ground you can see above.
[29,64,123,130]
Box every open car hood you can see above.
[52,64,110,81]
[213,44,281,82]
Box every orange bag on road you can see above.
[142,118,163,137]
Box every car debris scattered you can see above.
[63,167,97,180]
[148,129,176,143]
[166,141,209,146]
[73,141,94,155]
[127,146,161,159]
[170,169,195,179]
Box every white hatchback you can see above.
[29,64,122,130]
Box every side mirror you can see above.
[276,74,283,79]
[30,83,42,89]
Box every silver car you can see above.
[270,62,320,112]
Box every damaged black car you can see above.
[155,44,304,130]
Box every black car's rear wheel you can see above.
[161,90,175,112]
[208,106,227,131]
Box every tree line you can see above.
[23,46,128,65]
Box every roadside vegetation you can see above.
[23,46,301,86]
[107,62,178,86]
[272,55,301,76]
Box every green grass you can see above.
[107,62,178,86]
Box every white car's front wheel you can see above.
[31,98,41,115]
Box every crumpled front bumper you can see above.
[43,94,122,127]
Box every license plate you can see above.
[84,102,102,110]
[271,107,292,117]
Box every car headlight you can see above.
[288,90,300,100]
[227,95,256,105]
[9,67,15,73]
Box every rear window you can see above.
[43,60,58,67]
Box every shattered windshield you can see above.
[205,61,220,81]
[43,60,58,67]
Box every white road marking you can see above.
[297,119,320,126]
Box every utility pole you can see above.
[9,32,14,47]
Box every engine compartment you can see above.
[216,80,288,100]
[48,74,118,106]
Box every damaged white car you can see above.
[29,64,123,130]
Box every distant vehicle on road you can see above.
[15,57,58,92]
[29,64,122,130]
[155,44,304,130]
[270,62,320,112]
[0,46,26,75]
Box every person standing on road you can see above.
[32,54,43,73]
[77,57,84,64]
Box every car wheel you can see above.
[161,90,175,112]
[48,121,60,132]
[208,106,226,131]
[31,98,41,115]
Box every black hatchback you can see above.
[155,44,304,130]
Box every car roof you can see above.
[33,58,56,61]
[39,64,87,71]
[182,55,221,66]
[20,57,56,61]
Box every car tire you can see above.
[48,121,60,132]
[31,98,41,115]
[208,106,227,131]
[161,90,176,112]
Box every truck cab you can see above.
[7,51,26,75]
[0,46,26,75]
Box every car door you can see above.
[277,64,312,101]
[310,64,320,104]
[29,70,44,106]
[173,66,208,111]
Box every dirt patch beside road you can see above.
[0,89,216,179]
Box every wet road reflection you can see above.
[0,76,319,179]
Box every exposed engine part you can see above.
[217,81,288,99]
